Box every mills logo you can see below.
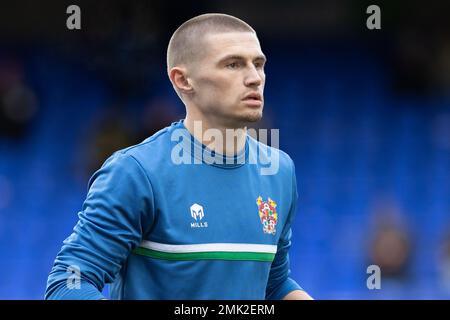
[190,203,208,228]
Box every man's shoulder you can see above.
[99,120,182,174]
[115,120,182,159]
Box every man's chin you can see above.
[238,107,263,124]
[242,110,263,123]
[220,110,263,128]
[244,116,262,124]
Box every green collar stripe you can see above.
[133,247,275,262]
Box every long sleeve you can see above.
[265,159,302,300]
[45,152,155,299]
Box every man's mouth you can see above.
[242,92,262,101]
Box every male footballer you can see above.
[45,13,312,300]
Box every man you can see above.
[45,13,312,300]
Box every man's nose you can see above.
[244,65,263,87]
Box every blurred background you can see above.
[0,0,449,299]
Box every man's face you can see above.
[188,31,266,128]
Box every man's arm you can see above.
[265,225,309,300]
[265,157,312,300]
[45,152,155,299]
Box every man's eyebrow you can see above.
[218,54,267,63]
[254,54,266,61]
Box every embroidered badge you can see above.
[256,196,278,235]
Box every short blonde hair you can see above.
[166,13,255,72]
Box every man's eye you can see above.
[255,62,265,69]
[227,62,239,69]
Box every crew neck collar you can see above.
[172,119,248,169]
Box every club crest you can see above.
[256,196,278,235]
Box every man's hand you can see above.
[282,290,314,300]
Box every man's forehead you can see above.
[202,31,264,59]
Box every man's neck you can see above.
[184,113,247,156]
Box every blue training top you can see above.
[45,120,302,299]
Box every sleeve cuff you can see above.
[46,280,105,300]
[267,277,303,300]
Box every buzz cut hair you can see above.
[166,13,256,73]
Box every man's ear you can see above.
[169,67,193,94]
